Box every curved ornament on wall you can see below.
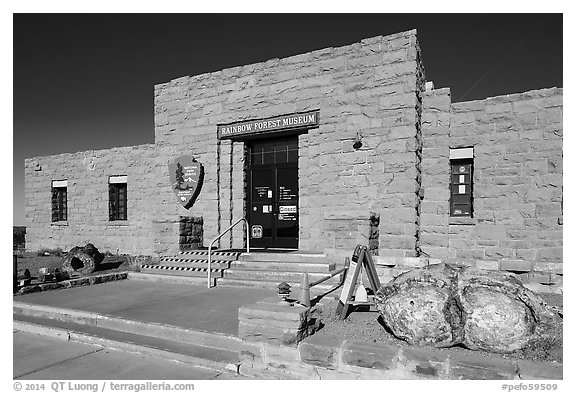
[168,155,204,209]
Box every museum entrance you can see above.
[247,136,299,249]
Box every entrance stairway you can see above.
[139,250,342,297]
[139,250,242,287]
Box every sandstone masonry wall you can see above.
[25,29,563,270]
[26,30,423,257]
[25,144,159,254]
[154,30,423,256]
[420,87,563,277]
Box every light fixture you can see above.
[353,131,363,150]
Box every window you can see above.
[109,176,127,221]
[250,137,298,166]
[450,148,474,217]
[51,180,67,222]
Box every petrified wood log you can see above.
[61,243,104,275]
[375,263,561,353]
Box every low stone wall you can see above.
[324,249,562,295]
[14,272,129,296]
[237,296,562,379]
[298,335,563,379]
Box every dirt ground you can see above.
[313,294,563,364]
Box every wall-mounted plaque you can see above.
[168,155,204,209]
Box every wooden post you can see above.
[341,256,350,285]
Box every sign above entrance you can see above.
[168,155,204,209]
[217,110,319,140]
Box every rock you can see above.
[457,268,533,352]
[374,263,562,354]
[61,243,104,275]
[375,263,460,347]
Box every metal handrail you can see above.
[309,265,348,288]
[299,257,349,307]
[207,218,250,288]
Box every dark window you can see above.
[109,183,127,221]
[450,159,473,217]
[51,186,67,222]
[250,137,298,166]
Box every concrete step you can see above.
[13,314,242,374]
[224,269,340,283]
[216,278,341,299]
[13,301,246,352]
[238,252,327,263]
[168,250,241,262]
[151,260,231,270]
[128,272,215,286]
[141,265,225,278]
[230,260,335,273]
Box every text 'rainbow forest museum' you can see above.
[25,30,563,292]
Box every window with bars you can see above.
[109,178,127,221]
[450,159,473,217]
[51,184,67,222]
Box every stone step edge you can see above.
[13,319,241,375]
[162,256,239,262]
[177,251,241,260]
[141,264,227,273]
[141,266,224,278]
[154,260,335,274]
[13,301,245,353]
[238,254,328,263]
[158,258,232,264]
[231,261,335,268]
[224,270,343,280]
[179,250,241,256]
[159,258,333,267]
[216,278,340,291]
[128,272,216,286]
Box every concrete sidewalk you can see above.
[14,330,249,380]
[14,278,277,337]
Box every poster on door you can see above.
[278,205,297,221]
[279,185,296,201]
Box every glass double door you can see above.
[248,137,299,249]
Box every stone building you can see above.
[25,29,563,286]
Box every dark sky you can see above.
[13,13,563,225]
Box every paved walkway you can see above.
[14,279,277,336]
[13,330,247,380]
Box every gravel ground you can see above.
[313,295,563,363]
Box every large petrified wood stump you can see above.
[375,263,561,354]
[61,243,104,275]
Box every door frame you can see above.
[246,136,299,249]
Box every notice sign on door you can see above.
[278,205,297,221]
[279,206,297,214]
